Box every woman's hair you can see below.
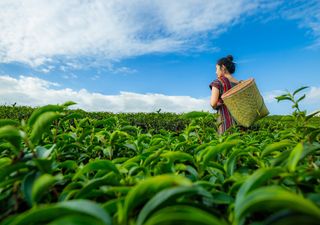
[217,55,236,74]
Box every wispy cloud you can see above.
[62,73,78,80]
[280,0,320,49]
[0,0,267,68]
[105,64,138,75]
[0,75,211,113]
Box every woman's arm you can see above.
[210,87,220,109]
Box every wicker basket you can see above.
[221,78,269,127]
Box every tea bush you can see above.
[0,87,319,225]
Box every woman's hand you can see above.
[216,101,223,108]
[211,101,223,110]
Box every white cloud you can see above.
[1,75,318,115]
[0,75,211,113]
[263,90,285,104]
[304,86,320,104]
[0,0,318,71]
[0,0,264,67]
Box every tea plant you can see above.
[0,87,319,225]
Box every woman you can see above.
[209,55,239,134]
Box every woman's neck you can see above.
[223,74,239,83]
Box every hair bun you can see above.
[226,55,233,62]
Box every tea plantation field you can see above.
[0,90,319,225]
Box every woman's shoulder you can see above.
[209,79,221,90]
[219,77,241,88]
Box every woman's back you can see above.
[210,76,238,134]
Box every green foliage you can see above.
[0,87,320,225]
[143,205,227,225]
[0,126,21,153]
[2,200,111,225]
[234,186,320,225]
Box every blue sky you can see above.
[0,0,319,114]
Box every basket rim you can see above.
[221,78,255,99]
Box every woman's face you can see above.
[216,64,224,78]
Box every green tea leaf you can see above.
[75,173,120,198]
[225,148,252,176]
[293,86,309,96]
[181,111,210,119]
[29,111,61,144]
[144,205,227,225]
[0,125,21,153]
[73,159,119,180]
[296,94,306,103]
[35,145,56,158]
[32,174,62,204]
[3,200,111,225]
[0,119,20,127]
[47,215,105,225]
[287,142,304,172]
[61,101,77,107]
[263,211,320,225]
[137,186,213,225]
[120,174,192,224]
[0,162,29,181]
[234,186,320,225]
[261,140,293,158]
[235,168,282,214]
[33,158,53,174]
[21,172,37,206]
[275,95,292,102]
[110,130,129,145]
[102,197,125,216]
[28,105,64,127]
[203,140,242,165]
[161,151,193,163]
